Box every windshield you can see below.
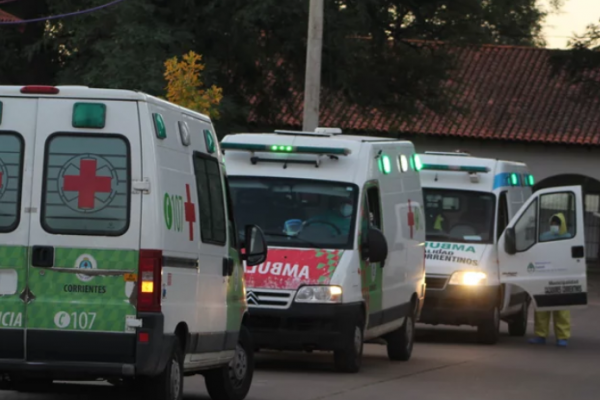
[423,189,496,244]
[229,176,358,249]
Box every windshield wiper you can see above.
[263,232,319,248]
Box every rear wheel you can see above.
[477,306,500,345]
[142,337,184,400]
[334,318,364,373]
[508,299,529,337]
[205,326,254,400]
[386,306,416,361]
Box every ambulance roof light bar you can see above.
[315,127,343,135]
[421,164,490,173]
[221,142,351,156]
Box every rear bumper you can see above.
[247,302,363,352]
[419,284,500,326]
[0,313,173,379]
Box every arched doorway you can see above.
[534,174,600,269]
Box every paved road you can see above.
[3,287,600,400]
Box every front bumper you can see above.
[0,313,173,379]
[419,282,500,326]
[247,302,363,352]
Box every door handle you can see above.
[31,246,55,268]
[222,258,234,277]
[571,246,585,259]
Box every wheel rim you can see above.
[354,326,363,354]
[170,359,181,399]
[229,343,248,389]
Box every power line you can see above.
[0,0,127,25]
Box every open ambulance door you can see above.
[498,185,587,311]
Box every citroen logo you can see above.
[246,291,259,306]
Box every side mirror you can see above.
[504,227,516,255]
[243,225,268,266]
[362,227,388,264]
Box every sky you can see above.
[542,0,600,49]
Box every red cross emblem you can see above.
[63,159,112,210]
[407,199,415,239]
[184,184,196,241]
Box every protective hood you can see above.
[551,213,568,236]
[425,241,488,275]
[244,248,344,290]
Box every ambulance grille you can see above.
[246,289,295,309]
[425,275,449,290]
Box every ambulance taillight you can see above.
[137,250,163,313]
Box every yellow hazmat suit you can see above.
[532,213,571,343]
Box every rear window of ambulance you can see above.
[41,134,130,236]
[0,132,24,233]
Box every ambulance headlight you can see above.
[295,286,343,303]
[449,271,487,286]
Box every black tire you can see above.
[142,337,184,400]
[205,326,254,400]
[477,306,500,345]
[508,299,529,337]
[386,308,416,361]
[334,318,364,373]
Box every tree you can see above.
[549,18,600,97]
[0,0,57,85]
[23,0,550,134]
[164,51,223,119]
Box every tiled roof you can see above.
[0,9,21,23]
[247,43,600,146]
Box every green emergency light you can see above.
[421,164,490,173]
[510,173,519,186]
[221,142,351,156]
[72,102,106,129]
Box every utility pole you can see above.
[302,0,324,132]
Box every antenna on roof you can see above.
[274,129,331,137]
[424,150,470,157]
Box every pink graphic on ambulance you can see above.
[244,248,344,290]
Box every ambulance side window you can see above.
[366,186,382,229]
[0,132,24,233]
[514,199,537,252]
[496,191,509,241]
[41,134,130,236]
[223,174,238,249]
[193,152,226,246]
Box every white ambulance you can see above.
[0,85,268,400]
[418,151,587,344]
[221,128,426,373]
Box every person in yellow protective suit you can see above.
[529,213,572,348]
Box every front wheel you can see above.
[477,306,500,345]
[386,309,416,361]
[205,326,254,400]
[508,299,529,337]
[334,319,364,373]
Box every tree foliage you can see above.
[0,0,549,133]
[549,19,600,98]
[164,51,223,119]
